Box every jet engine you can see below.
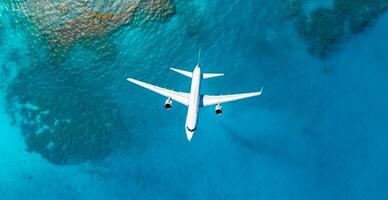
[215,104,222,115]
[165,97,172,110]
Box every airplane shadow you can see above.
[219,121,303,166]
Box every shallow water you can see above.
[1,0,388,199]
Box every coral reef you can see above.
[139,0,175,21]
[49,1,140,48]
[288,0,388,57]
[334,0,388,33]
[6,64,125,165]
[298,8,345,57]
[6,0,175,54]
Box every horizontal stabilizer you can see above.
[203,73,224,79]
[170,68,192,78]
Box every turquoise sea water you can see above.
[1,0,388,199]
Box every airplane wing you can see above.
[201,89,263,107]
[127,78,189,106]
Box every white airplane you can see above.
[127,52,263,141]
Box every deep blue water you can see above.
[1,0,388,199]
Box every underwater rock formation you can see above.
[334,0,388,33]
[6,64,125,165]
[6,0,175,54]
[297,8,345,57]
[49,1,140,48]
[288,0,388,57]
[139,0,175,21]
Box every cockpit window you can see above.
[186,126,197,132]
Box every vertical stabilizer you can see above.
[197,48,201,67]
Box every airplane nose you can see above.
[186,130,194,141]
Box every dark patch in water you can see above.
[289,0,388,58]
[6,63,126,165]
[0,27,2,46]
[7,49,22,63]
[1,64,11,83]
[297,8,345,58]
[334,0,388,33]
[179,5,204,40]
[220,122,301,166]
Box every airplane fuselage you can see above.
[185,65,201,140]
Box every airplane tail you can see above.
[170,68,193,78]
[197,48,201,66]
[196,48,223,79]
[171,49,223,79]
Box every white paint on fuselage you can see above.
[185,65,201,141]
